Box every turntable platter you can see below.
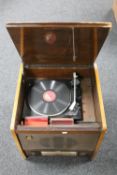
[28,80,71,116]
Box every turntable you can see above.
[28,80,74,117]
[7,22,112,160]
[23,73,82,123]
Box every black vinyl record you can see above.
[28,80,71,116]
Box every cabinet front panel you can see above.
[18,133,99,151]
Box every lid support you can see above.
[72,27,76,62]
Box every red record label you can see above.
[43,90,56,102]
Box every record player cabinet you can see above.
[7,22,112,160]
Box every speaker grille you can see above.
[40,137,77,149]
[19,133,99,151]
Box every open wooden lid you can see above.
[6,22,111,66]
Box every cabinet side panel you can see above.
[10,64,26,159]
[91,130,106,160]
[91,64,107,159]
[91,64,107,131]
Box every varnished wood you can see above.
[92,64,107,131]
[10,64,26,159]
[91,130,105,160]
[90,64,107,160]
[81,79,96,122]
[10,64,23,130]
[20,28,24,57]
[16,122,100,134]
[7,22,111,159]
[24,66,91,78]
[93,28,98,58]
[25,150,92,157]
[18,132,99,151]
[7,22,111,66]
[6,22,112,28]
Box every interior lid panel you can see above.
[24,27,73,64]
[6,22,111,66]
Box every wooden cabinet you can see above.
[7,22,112,160]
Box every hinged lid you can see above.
[6,22,111,66]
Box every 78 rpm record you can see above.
[28,80,71,116]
